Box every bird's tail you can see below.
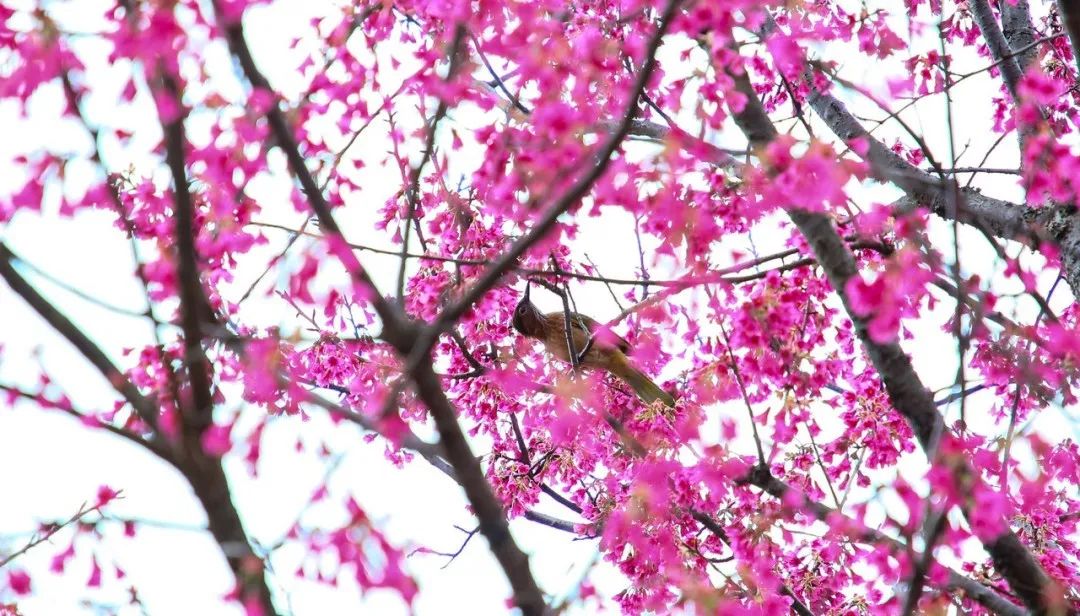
[609,353,676,408]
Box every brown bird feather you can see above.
[511,285,675,407]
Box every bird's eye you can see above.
[516,304,526,315]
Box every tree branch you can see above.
[156,72,278,615]
[1001,0,1039,71]
[304,390,584,534]
[0,383,163,457]
[407,361,547,614]
[969,0,1038,153]
[302,383,591,607]
[690,510,815,616]
[1058,0,1080,75]
[397,24,467,301]
[2,240,277,613]
[213,0,409,349]
[800,47,1080,302]
[249,219,836,288]
[160,74,215,433]
[523,510,582,534]
[176,452,277,614]
[969,0,1025,102]
[0,499,112,569]
[900,509,949,616]
[0,244,161,433]
[726,52,1067,616]
[369,13,682,607]
[425,0,681,345]
[739,466,1027,616]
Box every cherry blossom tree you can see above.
[2,0,1080,613]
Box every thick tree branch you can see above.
[158,74,278,614]
[408,362,547,615]
[788,211,946,447]
[1058,0,1080,74]
[970,0,1026,101]
[1001,0,1039,71]
[2,241,277,613]
[160,75,215,433]
[803,84,946,199]
[803,59,1080,301]
[969,0,1039,153]
[801,181,1067,616]
[176,453,277,613]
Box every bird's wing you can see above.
[572,313,630,353]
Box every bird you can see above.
[511,284,675,407]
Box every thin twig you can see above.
[0,498,116,569]
[717,319,766,464]
[0,383,160,456]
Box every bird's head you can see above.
[511,282,545,338]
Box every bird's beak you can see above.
[523,281,531,303]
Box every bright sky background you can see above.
[1,0,1078,614]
